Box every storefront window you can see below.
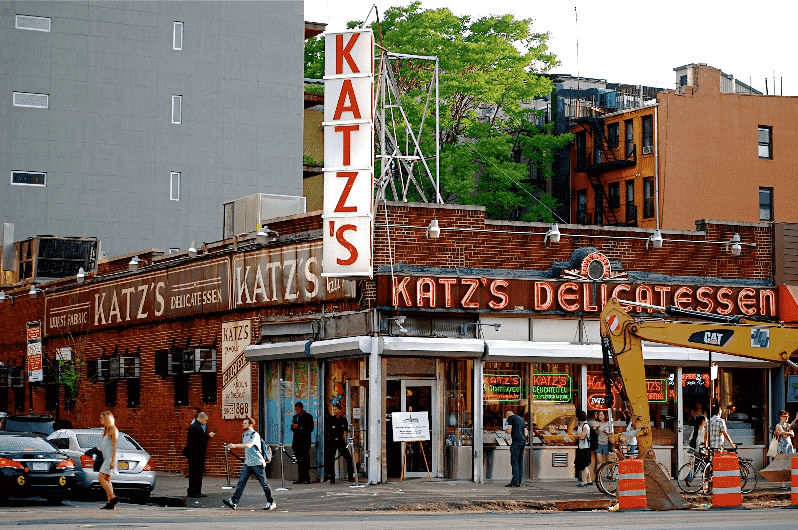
[445,360,473,446]
[532,363,579,445]
[325,358,364,455]
[262,360,319,445]
[483,362,531,444]
[720,368,767,446]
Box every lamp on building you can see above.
[381,316,408,336]
[726,233,742,257]
[0,291,14,305]
[544,223,561,245]
[460,322,501,339]
[128,256,140,272]
[76,267,86,285]
[188,242,197,258]
[29,285,44,298]
[426,219,441,239]
[256,226,279,245]
[646,229,663,250]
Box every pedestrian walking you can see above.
[574,410,593,487]
[223,417,276,511]
[775,410,796,489]
[291,402,314,484]
[707,405,735,450]
[185,412,215,497]
[324,404,354,484]
[98,411,119,509]
[594,410,612,468]
[504,409,527,487]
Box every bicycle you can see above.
[699,447,756,495]
[677,446,710,494]
[595,441,670,496]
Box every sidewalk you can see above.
[150,472,790,513]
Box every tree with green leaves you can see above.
[306,2,573,222]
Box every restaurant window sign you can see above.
[483,374,521,401]
[587,372,669,410]
[532,373,572,402]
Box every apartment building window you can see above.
[595,187,604,226]
[625,180,635,224]
[170,172,181,201]
[607,123,619,149]
[174,22,184,50]
[642,115,653,154]
[13,92,48,108]
[11,171,46,186]
[576,131,587,166]
[576,189,588,224]
[608,182,620,209]
[680,75,688,86]
[169,248,181,254]
[758,126,772,159]
[625,119,634,157]
[172,95,182,124]
[15,15,51,32]
[759,187,773,221]
[643,177,655,218]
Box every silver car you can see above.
[47,428,156,498]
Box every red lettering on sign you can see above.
[738,288,756,315]
[558,282,579,312]
[583,283,597,312]
[460,278,479,309]
[335,124,360,166]
[635,285,653,312]
[534,281,553,311]
[674,286,693,309]
[716,287,733,315]
[760,289,776,316]
[600,283,610,309]
[417,277,436,307]
[489,280,509,310]
[439,278,457,308]
[393,276,411,306]
[335,33,360,74]
[654,285,671,306]
[335,224,358,265]
[334,172,358,212]
[696,286,714,313]
[333,80,362,120]
[612,284,631,311]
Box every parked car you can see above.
[1,415,72,437]
[47,428,155,499]
[0,432,75,504]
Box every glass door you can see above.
[401,380,436,478]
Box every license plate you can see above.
[117,461,129,470]
[30,462,49,472]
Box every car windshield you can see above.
[75,433,142,451]
[0,435,58,453]
[5,419,54,435]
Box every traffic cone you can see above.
[617,457,647,510]
[792,456,798,506]
[712,451,742,508]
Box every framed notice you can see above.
[221,320,252,419]
[787,375,798,403]
[391,411,430,441]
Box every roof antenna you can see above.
[575,6,579,91]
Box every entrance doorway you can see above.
[386,379,437,479]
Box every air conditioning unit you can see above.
[642,145,653,155]
[91,359,109,381]
[119,356,140,379]
[194,348,217,373]
[167,352,184,376]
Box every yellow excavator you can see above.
[599,297,798,510]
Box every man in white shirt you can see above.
[223,418,276,511]
[707,406,735,450]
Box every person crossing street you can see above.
[223,417,276,511]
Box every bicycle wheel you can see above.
[677,461,704,494]
[740,461,756,494]
[700,464,713,495]
[596,461,619,496]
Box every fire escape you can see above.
[574,117,637,226]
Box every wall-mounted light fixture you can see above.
[460,322,501,339]
[544,223,560,245]
[426,219,440,239]
[29,285,44,298]
[256,226,279,246]
[128,256,140,272]
[646,229,663,249]
[0,291,14,305]
[726,233,742,257]
[76,267,86,284]
[188,242,197,258]
[381,316,408,336]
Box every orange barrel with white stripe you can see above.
[712,452,742,507]
[617,457,647,510]
[792,456,798,506]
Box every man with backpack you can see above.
[223,417,276,511]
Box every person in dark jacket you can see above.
[186,412,215,497]
[324,404,354,484]
[291,402,314,484]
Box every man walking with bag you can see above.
[223,417,276,511]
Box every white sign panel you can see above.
[221,320,252,419]
[391,411,430,442]
[322,29,374,279]
[27,340,43,383]
[56,347,72,361]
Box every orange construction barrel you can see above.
[712,452,742,508]
[792,456,798,506]
[617,457,647,510]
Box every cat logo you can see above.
[688,330,734,347]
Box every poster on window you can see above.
[221,320,252,419]
[787,376,798,403]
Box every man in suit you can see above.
[186,412,215,497]
[291,402,314,484]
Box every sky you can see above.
[304,0,798,96]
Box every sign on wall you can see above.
[322,29,374,278]
[221,320,252,420]
[483,374,521,401]
[533,373,572,402]
[26,321,42,382]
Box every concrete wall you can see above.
[0,1,304,258]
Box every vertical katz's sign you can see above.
[221,320,252,420]
[322,29,374,278]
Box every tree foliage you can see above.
[306,2,573,222]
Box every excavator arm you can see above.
[598,297,798,509]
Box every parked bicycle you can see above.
[677,446,756,495]
[595,434,669,496]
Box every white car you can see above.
[47,428,156,499]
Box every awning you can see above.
[244,336,372,362]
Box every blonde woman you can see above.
[99,411,119,509]
[775,410,796,490]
